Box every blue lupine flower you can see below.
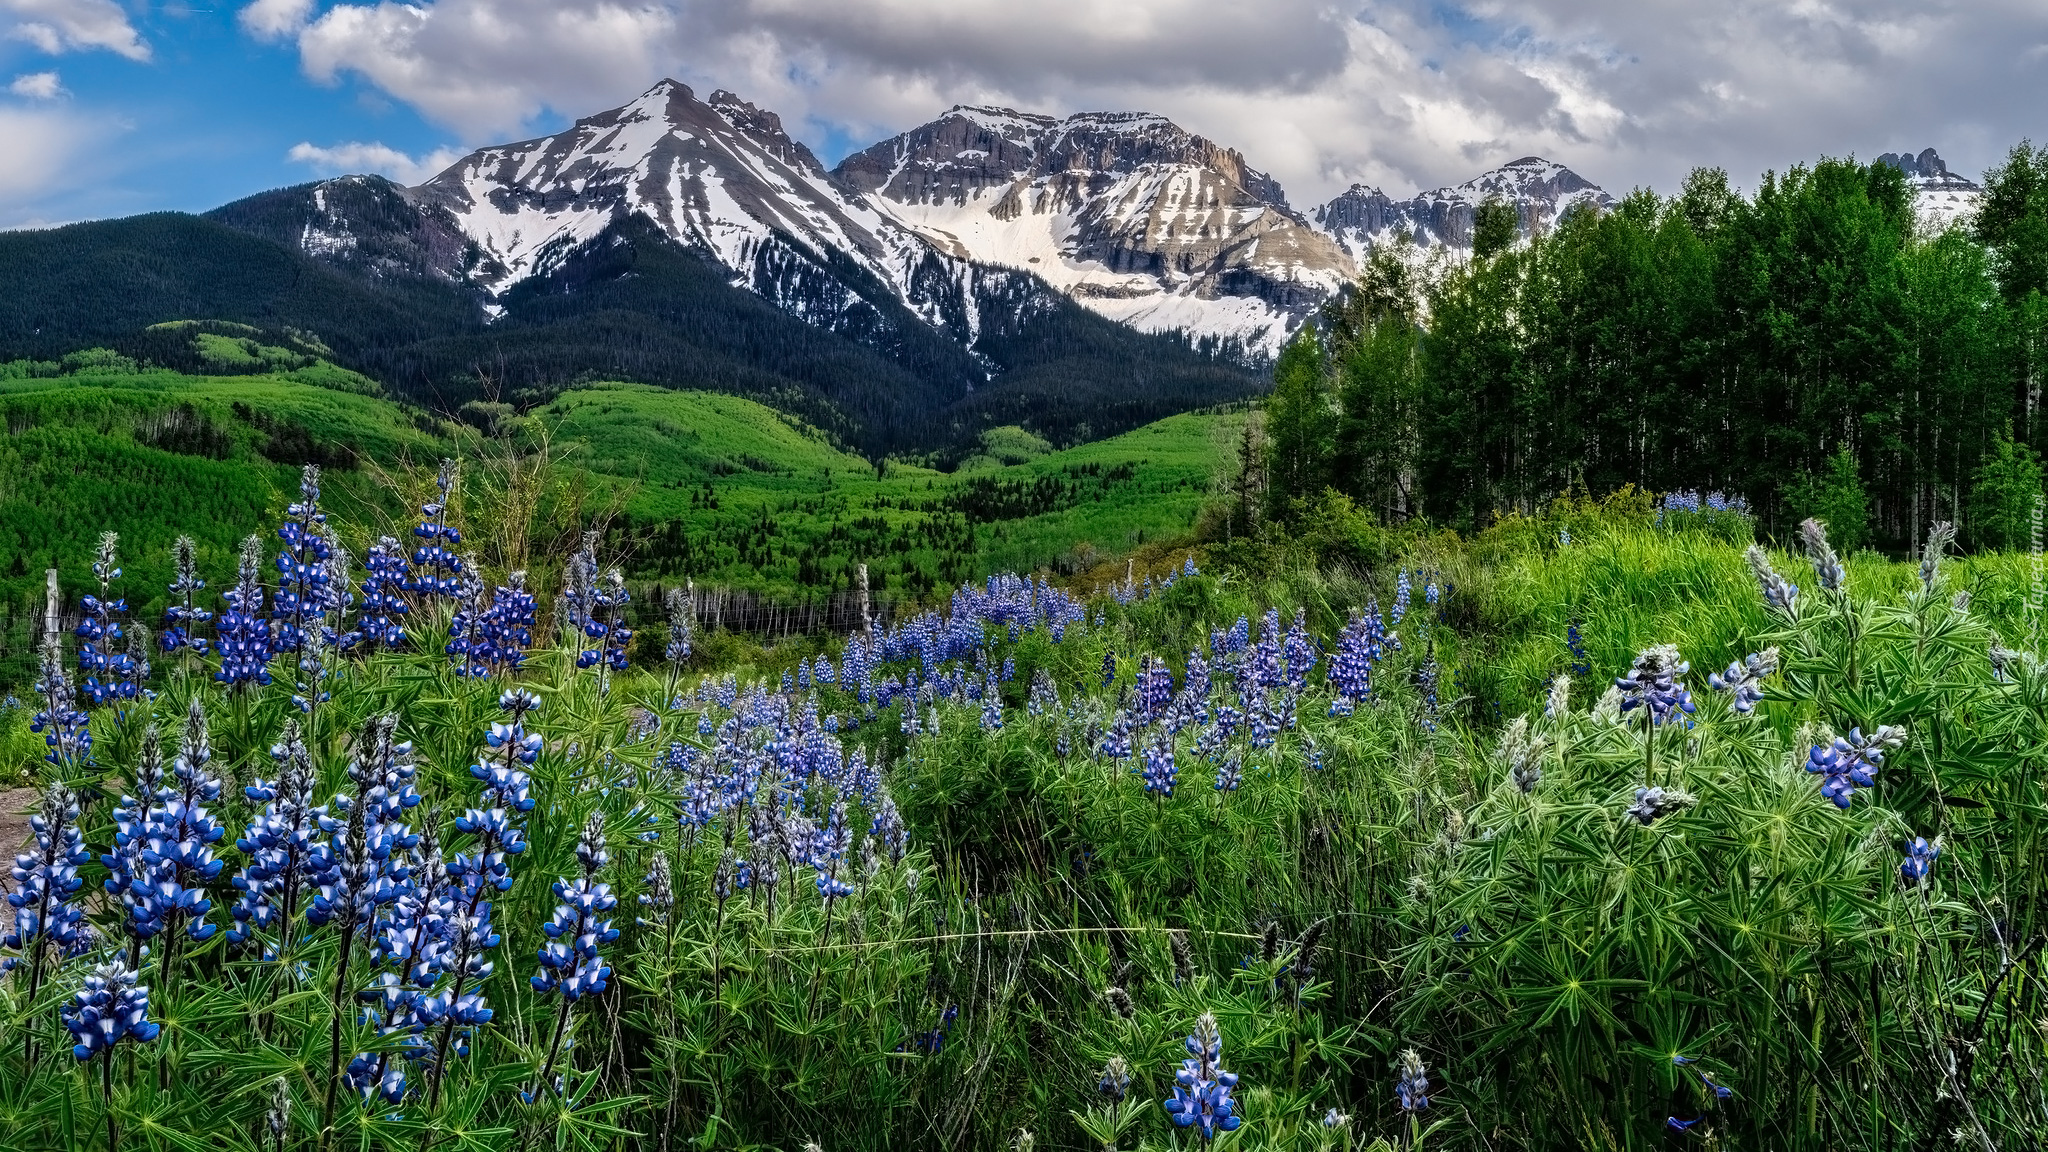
[445,559,493,678]
[1614,646,1695,726]
[1395,1048,1430,1112]
[102,726,171,942]
[1282,608,1318,691]
[141,697,228,941]
[216,534,274,688]
[1326,609,1381,714]
[228,722,323,949]
[1099,1056,1133,1100]
[1163,1013,1242,1140]
[405,459,465,599]
[1708,648,1778,715]
[1744,545,1799,613]
[1625,786,1696,826]
[1900,836,1941,884]
[162,534,212,657]
[272,465,337,659]
[1139,739,1177,797]
[30,639,91,770]
[1392,571,1412,625]
[76,532,138,707]
[1667,1116,1702,1132]
[1566,621,1590,676]
[564,535,633,673]
[1137,656,1174,721]
[1799,518,1846,593]
[1101,649,1117,689]
[1698,1070,1734,1101]
[309,716,419,930]
[344,536,411,653]
[3,783,94,973]
[533,813,618,1002]
[1213,754,1243,794]
[62,961,160,1059]
[1805,725,1905,809]
[980,691,1003,732]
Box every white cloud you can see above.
[287,139,467,184]
[0,102,122,227]
[239,0,317,42]
[9,70,62,99]
[3,0,150,61]
[260,0,2048,207]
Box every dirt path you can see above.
[0,786,35,860]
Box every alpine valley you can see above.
[0,78,1980,457]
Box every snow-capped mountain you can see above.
[1878,148,1981,231]
[833,105,1352,355]
[1314,157,1615,260]
[243,80,1624,362]
[409,80,1046,346]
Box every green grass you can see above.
[0,369,1236,641]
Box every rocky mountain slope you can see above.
[1878,147,1982,231]
[1313,156,1616,260]
[833,106,1351,355]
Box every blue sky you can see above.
[4,0,2045,230]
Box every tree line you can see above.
[1261,144,2048,552]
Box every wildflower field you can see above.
[7,460,2048,1152]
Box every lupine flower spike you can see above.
[163,534,212,659]
[1799,518,1845,593]
[1901,836,1941,885]
[1744,545,1799,614]
[1805,725,1906,809]
[1615,645,1695,726]
[1708,648,1778,715]
[1396,1047,1431,1112]
[1162,1012,1242,1140]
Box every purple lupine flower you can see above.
[1614,646,1695,726]
[3,783,94,973]
[215,534,274,688]
[1101,649,1118,690]
[1162,1013,1242,1140]
[272,465,336,659]
[1745,545,1799,614]
[1799,518,1846,593]
[102,725,171,942]
[1625,785,1696,826]
[76,532,138,707]
[348,536,411,653]
[141,698,228,941]
[406,459,465,599]
[1708,648,1778,715]
[62,961,160,1059]
[533,813,619,1001]
[1391,571,1412,625]
[1806,725,1906,809]
[1326,610,1378,715]
[1282,608,1318,692]
[30,639,91,770]
[445,556,493,678]
[1213,753,1243,794]
[228,722,324,949]
[1395,1048,1430,1112]
[162,534,212,657]
[308,716,419,930]
[1901,836,1940,884]
[1139,739,1178,798]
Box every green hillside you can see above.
[0,364,1232,648]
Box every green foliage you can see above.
[1969,426,2043,551]
[6,495,2048,1150]
[1263,328,1335,519]
[1471,198,1520,262]
[1785,445,1870,552]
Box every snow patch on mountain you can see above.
[1314,157,1615,259]
[1878,148,1982,232]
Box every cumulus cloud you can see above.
[4,0,150,61]
[288,139,468,184]
[262,0,2048,205]
[9,70,62,99]
[239,0,317,41]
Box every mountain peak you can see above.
[1316,157,1614,257]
